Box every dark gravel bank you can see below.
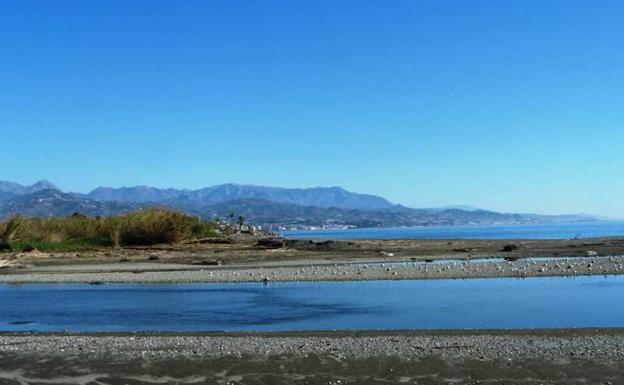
[1,330,623,384]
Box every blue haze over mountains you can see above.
[0,180,57,200]
[0,180,598,228]
[87,184,394,210]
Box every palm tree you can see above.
[238,215,245,227]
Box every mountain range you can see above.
[87,184,394,210]
[0,180,599,229]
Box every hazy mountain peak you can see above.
[31,179,58,190]
[0,181,22,192]
[0,179,59,195]
[438,205,482,212]
[88,185,183,203]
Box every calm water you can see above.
[2,275,624,332]
[283,221,624,240]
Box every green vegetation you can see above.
[7,239,113,252]
[0,208,218,252]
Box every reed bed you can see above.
[0,208,217,252]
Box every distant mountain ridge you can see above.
[0,189,140,218]
[199,199,581,228]
[88,186,183,204]
[0,191,598,228]
[0,180,600,228]
[0,180,58,196]
[87,183,394,210]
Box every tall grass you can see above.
[0,208,218,252]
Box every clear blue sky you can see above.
[1,1,623,217]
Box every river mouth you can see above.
[2,275,624,333]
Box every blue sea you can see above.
[282,221,624,240]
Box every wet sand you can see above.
[1,330,623,384]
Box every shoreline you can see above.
[3,327,624,337]
[2,236,624,284]
[2,330,623,384]
[2,254,624,283]
[4,329,624,360]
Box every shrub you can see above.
[0,216,22,250]
[0,208,218,251]
[116,208,201,245]
[501,244,519,252]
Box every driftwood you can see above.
[0,259,18,269]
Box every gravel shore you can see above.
[2,255,624,283]
[2,330,624,361]
[1,331,623,384]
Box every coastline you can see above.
[2,254,624,283]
